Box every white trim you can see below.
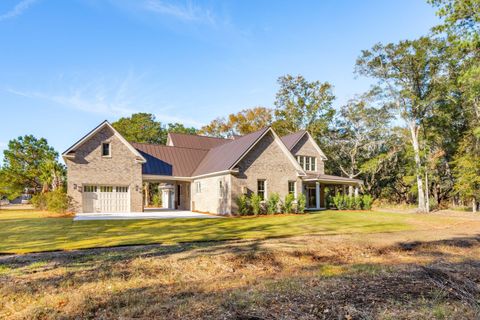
[62,121,146,163]
[302,178,362,185]
[305,132,328,160]
[143,174,192,182]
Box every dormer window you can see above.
[102,143,111,157]
[296,155,316,171]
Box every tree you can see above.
[200,107,273,137]
[356,37,446,212]
[0,135,62,198]
[326,91,394,195]
[272,74,335,137]
[112,113,166,144]
[167,123,198,135]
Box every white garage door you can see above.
[82,185,130,213]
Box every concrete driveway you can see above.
[74,209,223,221]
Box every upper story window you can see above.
[102,143,111,157]
[296,155,316,171]
[257,180,266,200]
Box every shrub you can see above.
[297,193,306,213]
[266,193,280,214]
[32,190,70,213]
[332,193,346,210]
[235,194,250,215]
[152,193,161,207]
[250,194,262,215]
[45,189,71,213]
[362,194,373,210]
[345,195,354,210]
[283,193,295,213]
[31,193,47,210]
[353,196,363,210]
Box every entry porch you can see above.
[302,174,363,210]
[142,175,192,211]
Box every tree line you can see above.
[0,0,478,212]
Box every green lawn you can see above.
[0,209,454,254]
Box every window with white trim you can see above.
[257,180,266,200]
[83,185,97,192]
[296,155,317,171]
[196,182,202,193]
[288,181,295,195]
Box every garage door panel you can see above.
[83,185,130,213]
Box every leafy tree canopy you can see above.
[112,113,166,144]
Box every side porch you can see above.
[301,174,363,210]
[142,175,192,211]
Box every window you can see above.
[296,155,317,171]
[116,186,128,193]
[257,180,266,200]
[288,181,295,195]
[102,143,111,157]
[83,185,97,192]
[196,182,202,193]
[100,186,113,192]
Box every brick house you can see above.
[62,121,362,214]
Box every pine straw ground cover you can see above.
[2,212,480,319]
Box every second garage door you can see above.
[82,185,130,213]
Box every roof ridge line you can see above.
[131,142,211,151]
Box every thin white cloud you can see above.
[143,0,215,25]
[5,78,205,128]
[0,0,38,22]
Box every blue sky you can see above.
[0,0,439,162]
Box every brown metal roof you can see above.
[303,173,363,184]
[192,127,270,176]
[131,142,208,177]
[280,130,307,150]
[167,132,230,150]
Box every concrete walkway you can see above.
[74,209,223,221]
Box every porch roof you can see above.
[302,173,363,185]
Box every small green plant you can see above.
[353,196,363,210]
[266,193,280,214]
[332,193,346,210]
[152,193,161,207]
[250,194,262,215]
[283,193,295,213]
[362,194,373,210]
[297,193,306,213]
[345,195,354,209]
[45,189,71,213]
[31,193,47,210]
[235,194,250,215]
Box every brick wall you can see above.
[65,126,143,212]
[290,134,325,174]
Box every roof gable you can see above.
[62,121,146,163]
[281,130,327,160]
[193,127,305,177]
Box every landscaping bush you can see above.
[362,194,373,210]
[283,193,295,213]
[31,193,47,210]
[266,193,280,214]
[354,196,363,210]
[332,193,346,210]
[235,194,250,215]
[297,193,306,213]
[152,193,161,207]
[31,189,71,213]
[250,194,262,215]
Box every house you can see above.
[62,121,362,214]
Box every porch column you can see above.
[354,186,359,197]
[315,182,320,209]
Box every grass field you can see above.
[2,209,480,319]
[0,209,457,254]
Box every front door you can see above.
[307,187,316,208]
